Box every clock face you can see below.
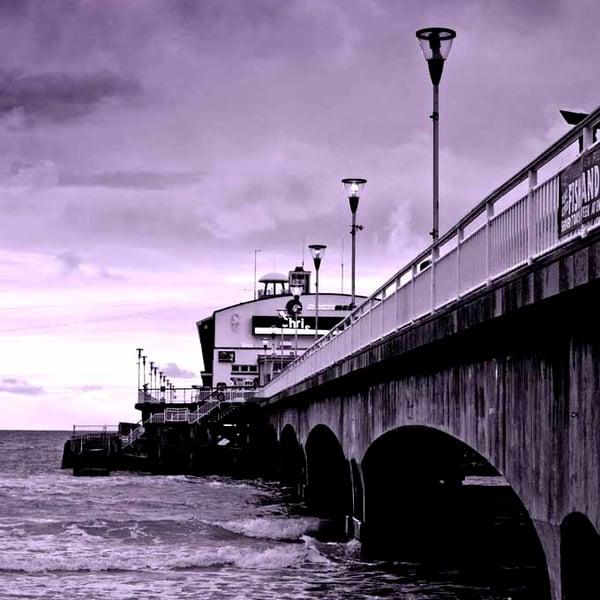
[230,313,240,331]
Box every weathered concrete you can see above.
[262,229,600,600]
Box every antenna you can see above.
[302,236,305,267]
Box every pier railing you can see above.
[71,425,119,453]
[258,106,600,400]
[136,386,256,405]
[122,387,256,447]
[137,387,213,404]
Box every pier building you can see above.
[197,265,360,388]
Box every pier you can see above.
[63,107,600,600]
[64,387,272,477]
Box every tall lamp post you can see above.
[416,27,456,242]
[136,348,143,391]
[289,285,303,357]
[277,308,286,371]
[341,178,367,309]
[142,355,147,393]
[308,244,327,340]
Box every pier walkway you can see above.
[256,107,600,600]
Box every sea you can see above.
[0,430,525,600]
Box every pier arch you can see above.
[560,512,600,600]
[361,425,551,598]
[279,425,305,493]
[305,425,352,521]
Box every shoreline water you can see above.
[0,430,534,599]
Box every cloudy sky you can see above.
[0,0,596,429]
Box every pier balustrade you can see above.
[70,425,120,453]
[121,386,257,448]
[258,107,600,400]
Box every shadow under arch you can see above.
[561,512,600,600]
[252,423,279,480]
[305,425,352,524]
[279,424,305,493]
[362,425,550,599]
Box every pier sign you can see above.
[559,145,600,236]
[252,315,343,336]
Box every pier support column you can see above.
[535,520,561,600]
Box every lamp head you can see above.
[341,178,367,214]
[308,244,327,270]
[416,27,456,85]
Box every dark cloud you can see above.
[161,362,196,379]
[0,377,44,396]
[0,70,142,123]
[56,250,82,273]
[59,170,204,191]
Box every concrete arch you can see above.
[560,512,600,600]
[305,425,352,523]
[361,425,551,599]
[279,424,305,493]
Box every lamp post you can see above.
[277,308,286,371]
[289,285,303,357]
[341,178,367,309]
[415,27,456,242]
[136,348,143,391]
[308,244,327,339]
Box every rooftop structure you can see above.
[197,265,360,388]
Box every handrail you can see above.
[122,386,255,447]
[258,105,600,400]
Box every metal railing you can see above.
[137,387,213,404]
[121,387,256,447]
[71,425,119,453]
[258,107,600,400]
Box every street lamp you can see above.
[277,308,286,371]
[136,348,143,391]
[341,178,367,309]
[289,284,303,357]
[416,27,456,242]
[308,244,327,339]
[149,361,155,394]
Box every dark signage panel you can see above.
[218,351,235,363]
[252,315,343,335]
[559,145,600,236]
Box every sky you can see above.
[0,0,597,429]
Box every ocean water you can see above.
[0,431,520,600]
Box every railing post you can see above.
[583,124,594,151]
[380,290,385,338]
[456,226,464,298]
[410,263,417,322]
[430,246,438,312]
[486,201,494,283]
[527,168,538,258]
[395,276,401,331]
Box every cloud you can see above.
[161,362,196,379]
[59,170,204,191]
[0,377,44,396]
[0,69,142,123]
[54,250,119,280]
[80,384,103,392]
